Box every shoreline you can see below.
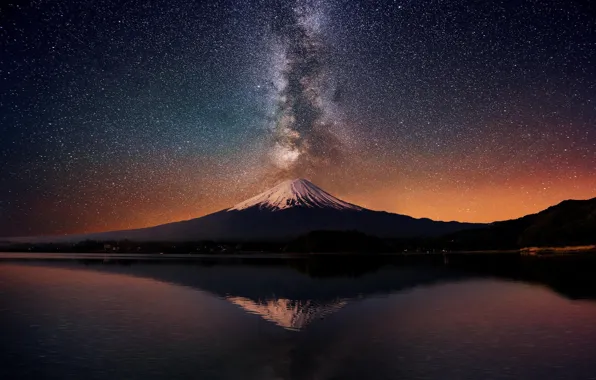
[1,246,596,261]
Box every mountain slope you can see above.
[71,203,478,242]
[24,178,482,243]
[443,198,596,249]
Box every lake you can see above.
[2,254,596,380]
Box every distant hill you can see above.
[443,198,596,250]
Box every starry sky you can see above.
[1,0,594,237]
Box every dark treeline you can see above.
[2,223,594,254]
[0,239,286,254]
[0,230,455,254]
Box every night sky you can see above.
[1,0,594,237]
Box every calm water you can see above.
[2,255,596,380]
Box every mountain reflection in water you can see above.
[3,254,596,380]
[226,297,348,331]
[7,254,596,330]
[67,257,473,331]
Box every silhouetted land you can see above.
[1,197,594,254]
[439,197,596,250]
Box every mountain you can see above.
[286,230,388,253]
[226,297,348,331]
[443,197,596,250]
[25,178,482,243]
[229,178,362,211]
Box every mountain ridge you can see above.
[443,197,596,249]
[13,178,483,243]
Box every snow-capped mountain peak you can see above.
[228,178,363,212]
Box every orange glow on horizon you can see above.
[62,175,596,236]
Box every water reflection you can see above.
[63,259,471,330]
[6,254,596,331]
[2,256,596,380]
[226,297,347,331]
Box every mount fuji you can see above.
[30,178,482,243]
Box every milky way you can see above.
[0,0,594,237]
[267,1,344,178]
